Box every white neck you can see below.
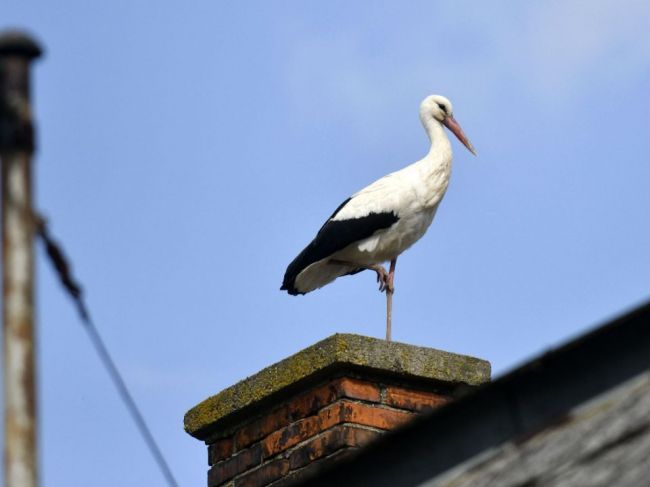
[421,116,452,161]
[412,115,453,210]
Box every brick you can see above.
[337,377,381,403]
[234,459,290,487]
[339,400,414,430]
[208,444,262,486]
[235,387,335,450]
[289,425,380,470]
[235,405,292,451]
[235,377,381,450]
[261,402,341,458]
[384,386,450,412]
[209,437,234,465]
[261,400,413,458]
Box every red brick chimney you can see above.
[184,334,490,487]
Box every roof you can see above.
[295,300,650,487]
[426,369,650,486]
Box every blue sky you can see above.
[3,1,650,485]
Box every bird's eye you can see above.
[437,103,447,114]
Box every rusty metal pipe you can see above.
[0,30,42,487]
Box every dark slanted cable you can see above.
[35,215,179,487]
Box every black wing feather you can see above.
[281,198,399,295]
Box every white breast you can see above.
[333,154,451,265]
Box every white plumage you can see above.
[282,94,476,339]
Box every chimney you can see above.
[184,334,490,487]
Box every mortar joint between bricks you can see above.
[231,436,238,452]
[359,399,418,415]
[338,422,386,435]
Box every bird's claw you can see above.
[374,267,393,293]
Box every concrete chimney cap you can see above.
[184,333,490,441]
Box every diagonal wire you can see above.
[35,214,180,487]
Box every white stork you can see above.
[281,94,476,340]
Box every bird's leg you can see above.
[328,259,390,292]
[385,258,397,342]
[329,257,396,341]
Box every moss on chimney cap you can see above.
[184,333,490,440]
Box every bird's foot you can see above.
[370,265,394,294]
[329,259,394,293]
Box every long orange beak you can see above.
[443,115,476,156]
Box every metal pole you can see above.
[0,30,42,487]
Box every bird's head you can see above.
[420,95,476,156]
